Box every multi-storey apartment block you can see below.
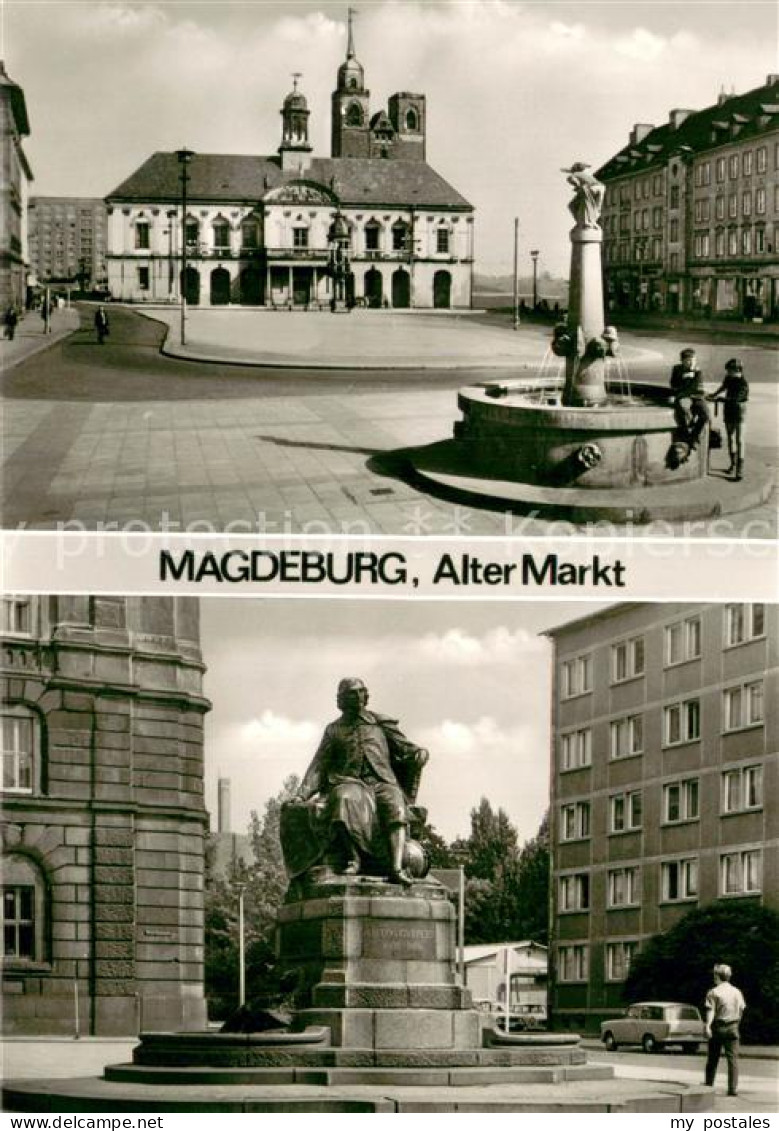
[547,603,777,1031]
[28,197,108,288]
[597,76,779,320]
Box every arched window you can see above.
[405,107,418,132]
[2,708,40,795]
[2,854,48,964]
[346,102,364,127]
[364,220,381,253]
[212,219,231,253]
[241,219,259,250]
[392,221,410,252]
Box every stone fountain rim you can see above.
[458,383,677,432]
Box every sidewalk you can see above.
[0,307,80,371]
[581,1038,779,1061]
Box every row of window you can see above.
[693,225,773,259]
[133,218,455,256]
[560,762,763,841]
[695,186,775,222]
[560,605,765,699]
[558,847,763,919]
[694,145,772,186]
[558,940,639,982]
[559,678,764,771]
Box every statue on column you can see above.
[563,162,605,229]
[280,678,429,886]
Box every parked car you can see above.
[600,1002,705,1054]
[495,1003,548,1032]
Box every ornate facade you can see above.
[105,20,473,310]
[1,596,209,1035]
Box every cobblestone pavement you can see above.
[2,305,776,537]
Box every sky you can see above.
[199,597,612,844]
[5,1,776,275]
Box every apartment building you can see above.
[546,602,777,1030]
[27,197,108,288]
[597,76,779,320]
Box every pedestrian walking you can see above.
[3,305,18,340]
[40,297,52,333]
[704,963,746,1097]
[670,347,710,451]
[708,358,749,481]
[94,305,110,345]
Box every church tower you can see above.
[331,9,370,158]
[279,74,313,172]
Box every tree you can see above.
[466,797,519,881]
[625,900,779,1043]
[459,801,549,945]
[203,775,299,1019]
[512,811,550,943]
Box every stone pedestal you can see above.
[277,875,480,1051]
[564,226,607,406]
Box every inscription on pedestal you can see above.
[362,923,436,960]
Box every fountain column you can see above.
[561,164,608,407]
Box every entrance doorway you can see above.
[292,268,311,306]
[433,270,451,309]
[365,268,383,308]
[392,269,410,308]
[181,267,200,306]
[210,268,230,306]
[239,267,263,305]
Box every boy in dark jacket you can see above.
[708,358,749,480]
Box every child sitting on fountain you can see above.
[670,348,710,450]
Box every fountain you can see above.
[409,165,772,523]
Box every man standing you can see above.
[297,677,428,885]
[709,358,749,481]
[704,963,746,1097]
[94,305,110,345]
[670,347,710,450]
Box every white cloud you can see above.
[417,625,546,666]
[614,27,668,62]
[240,710,319,750]
[418,715,531,758]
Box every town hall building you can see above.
[104,17,474,310]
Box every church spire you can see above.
[346,7,356,58]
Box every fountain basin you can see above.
[455,381,704,488]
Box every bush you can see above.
[625,900,779,1043]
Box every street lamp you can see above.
[512,218,520,330]
[234,880,247,1008]
[530,249,540,311]
[176,148,195,344]
[164,210,177,301]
